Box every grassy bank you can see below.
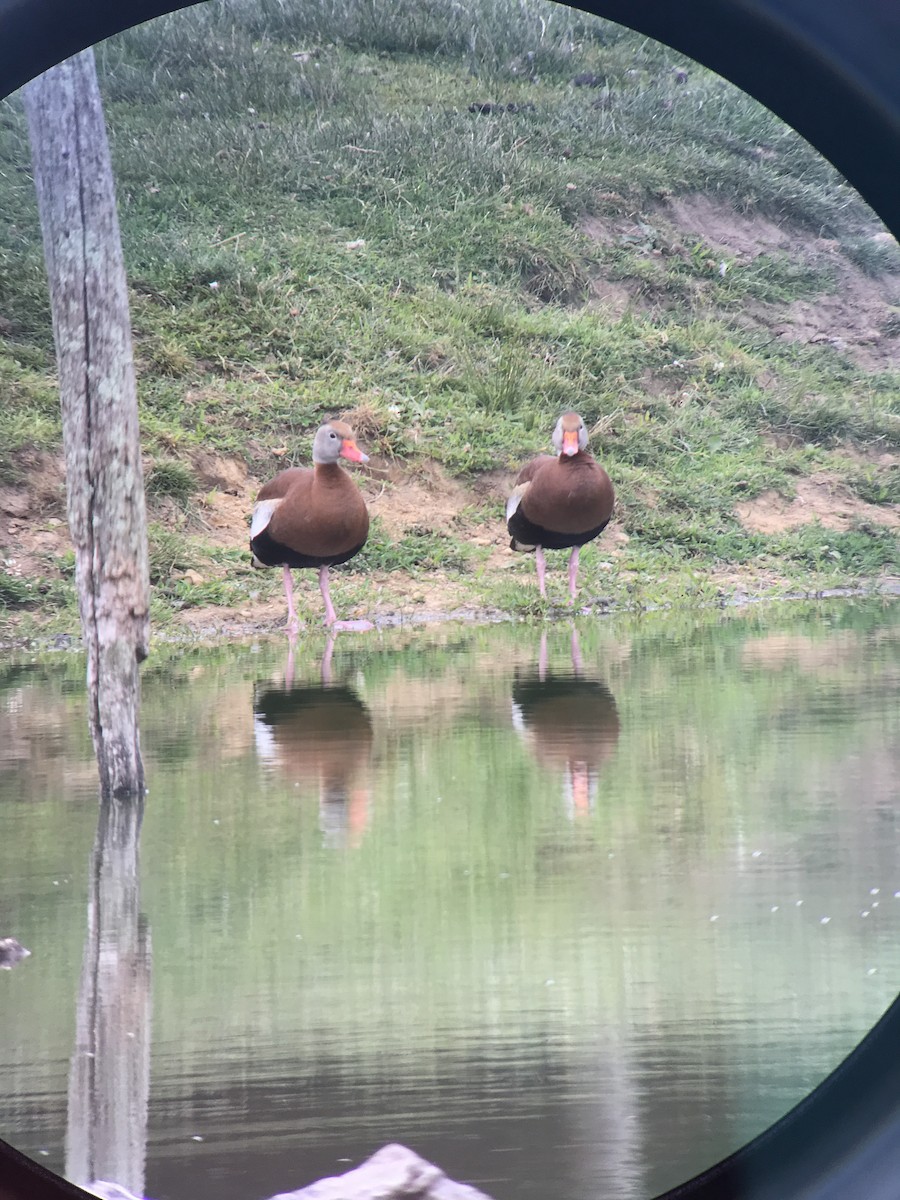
[0,0,898,636]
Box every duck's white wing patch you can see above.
[506,481,537,549]
[250,497,283,539]
[505,480,530,522]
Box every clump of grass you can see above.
[604,238,836,311]
[357,519,474,574]
[842,237,900,277]
[848,464,900,506]
[0,357,61,471]
[623,510,756,563]
[138,334,195,377]
[146,458,198,503]
[147,524,193,585]
[0,571,36,610]
[725,382,900,448]
[462,345,544,416]
[146,526,256,610]
[774,524,900,574]
[168,578,247,609]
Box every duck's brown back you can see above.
[515,454,557,488]
[256,466,310,502]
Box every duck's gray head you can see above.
[312,419,369,465]
[551,412,588,457]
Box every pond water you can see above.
[1,600,899,1200]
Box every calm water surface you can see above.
[1,602,899,1200]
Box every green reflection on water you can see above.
[1,600,899,1199]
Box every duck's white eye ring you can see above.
[329,431,338,438]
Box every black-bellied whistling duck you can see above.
[507,411,615,603]
[250,419,372,635]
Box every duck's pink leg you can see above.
[283,566,300,637]
[567,546,580,605]
[319,565,374,633]
[318,565,338,627]
[535,546,547,598]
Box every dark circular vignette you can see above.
[0,2,899,1199]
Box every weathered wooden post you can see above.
[22,49,150,796]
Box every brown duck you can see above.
[506,412,615,602]
[250,419,371,634]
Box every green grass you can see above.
[0,571,36,610]
[145,458,198,502]
[0,0,897,633]
[848,463,900,506]
[360,518,477,574]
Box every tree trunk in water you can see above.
[66,795,151,1199]
[22,49,150,797]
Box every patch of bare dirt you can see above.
[637,366,690,400]
[769,289,899,372]
[588,277,635,317]
[190,449,249,494]
[735,474,900,534]
[835,443,900,469]
[1,451,66,516]
[580,214,618,247]
[1,453,69,579]
[663,194,797,262]
[364,458,477,536]
[669,198,900,370]
[361,457,519,576]
[193,487,255,549]
[581,194,900,371]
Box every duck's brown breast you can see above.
[268,463,369,559]
[522,455,614,536]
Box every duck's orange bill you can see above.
[340,440,369,463]
[562,430,580,456]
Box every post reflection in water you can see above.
[512,629,621,820]
[66,794,151,1199]
[253,634,375,848]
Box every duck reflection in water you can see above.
[0,936,30,970]
[512,629,620,820]
[253,633,374,848]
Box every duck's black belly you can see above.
[507,508,611,551]
[251,527,366,570]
